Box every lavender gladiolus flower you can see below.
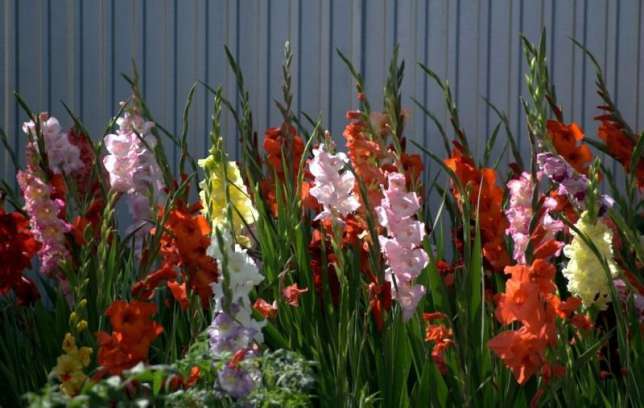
[217,365,256,399]
[537,152,613,214]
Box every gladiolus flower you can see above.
[596,117,644,189]
[0,208,40,304]
[423,312,453,374]
[490,258,564,384]
[133,201,218,308]
[537,152,613,213]
[505,172,564,263]
[488,327,547,384]
[23,113,83,175]
[167,280,189,310]
[207,228,265,400]
[17,168,71,276]
[53,333,92,396]
[103,107,163,244]
[96,300,163,376]
[546,120,593,174]
[445,142,509,272]
[309,143,360,223]
[217,365,256,399]
[343,115,388,208]
[377,172,427,321]
[562,211,619,310]
[253,298,278,319]
[283,283,309,307]
[199,141,257,245]
[264,124,305,180]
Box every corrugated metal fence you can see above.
[2,0,643,184]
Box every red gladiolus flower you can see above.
[0,208,40,305]
[264,124,305,181]
[555,296,582,318]
[169,366,201,391]
[309,227,341,305]
[401,153,423,186]
[368,281,392,332]
[437,259,456,287]
[66,127,97,193]
[71,198,105,246]
[570,314,593,330]
[595,115,644,189]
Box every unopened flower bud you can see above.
[76,320,88,332]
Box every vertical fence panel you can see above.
[0,1,8,182]
[1,0,643,185]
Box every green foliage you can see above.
[1,28,643,408]
[25,335,315,408]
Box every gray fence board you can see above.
[1,0,642,190]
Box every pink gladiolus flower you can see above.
[309,143,360,222]
[23,113,83,175]
[103,107,163,240]
[103,111,162,195]
[17,169,70,276]
[377,172,427,321]
[505,172,564,264]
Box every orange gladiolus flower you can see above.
[96,300,164,376]
[167,281,189,310]
[343,118,388,208]
[282,283,308,307]
[133,201,218,308]
[262,124,316,215]
[423,312,454,374]
[253,298,278,319]
[444,142,510,272]
[555,296,582,318]
[546,120,593,174]
[489,257,573,384]
[264,124,305,181]
[488,326,546,384]
[596,116,644,189]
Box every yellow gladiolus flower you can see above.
[53,333,93,397]
[199,147,257,246]
[62,333,76,354]
[563,211,619,310]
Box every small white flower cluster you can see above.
[207,229,265,399]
